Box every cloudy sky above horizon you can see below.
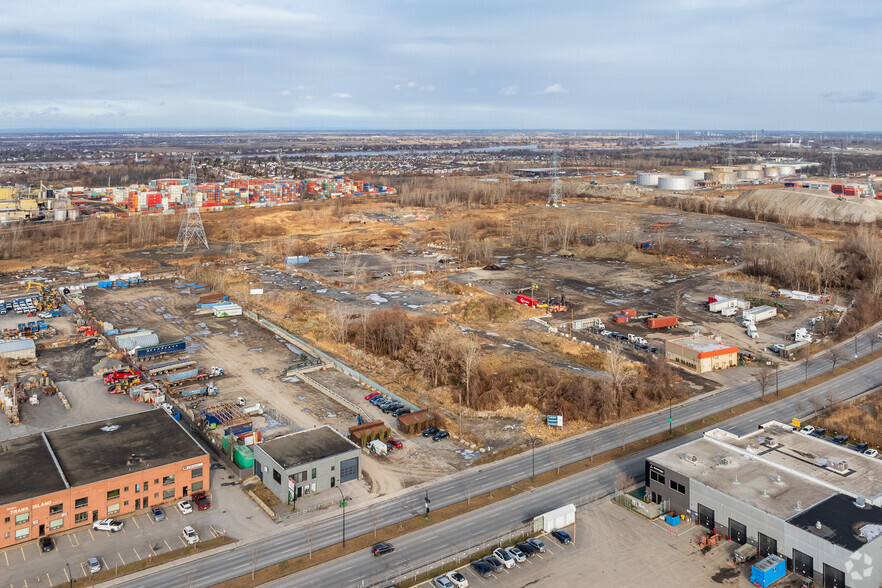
[1,0,880,131]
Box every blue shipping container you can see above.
[135,340,186,360]
[750,555,785,587]
[98,281,113,288]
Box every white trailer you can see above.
[742,305,777,326]
[721,307,737,317]
[212,303,242,318]
[708,296,737,313]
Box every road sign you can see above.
[547,415,563,427]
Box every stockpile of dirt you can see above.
[738,189,882,224]
[576,242,660,264]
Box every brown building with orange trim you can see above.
[0,409,208,549]
[664,335,738,373]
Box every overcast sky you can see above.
[1,1,880,131]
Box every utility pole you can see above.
[176,156,209,252]
[525,433,541,484]
[424,491,430,520]
[337,487,347,548]
[66,562,73,587]
[458,391,463,441]
[668,398,673,435]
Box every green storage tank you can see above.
[233,444,254,469]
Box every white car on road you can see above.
[493,547,516,568]
[92,519,123,532]
[177,500,193,515]
[799,425,815,436]
[446,570,470,588]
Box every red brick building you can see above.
[0,410,208,548]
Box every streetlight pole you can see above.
[337,487,347,548]
[668,398,673,435]
[775,362,779,396]
[459,391,462,440]
[525,433,540,484]
[855,335,859,359]
[66,562,72,588]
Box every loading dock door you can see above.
[340,457,358,483]
[697,504,715,530]
[793,549,813,579]
[728,519,746,544]
[758,533,777,558]
[823,563,845,588]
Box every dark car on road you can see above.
[516,541,537,556]
[481,555,504,572]
[832,435,848,445]
[470,560,493,577]
[810,428,826,438]
[422,426,439,437]
[382,403,403,414]
[392,407,411,417]
[151,507,165,522]
[551,529,572,544]
[527,537,547,552]
[856,442,870,452]
[432,430,450,441]
[191,491,211,510]
[39,537,54,552]
[372,542,394,556]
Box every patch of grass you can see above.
[52,535,236,588]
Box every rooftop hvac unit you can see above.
[855,496,868,509]
[765,436,778,447]
[828,458,848,473]
[684,453,698,463]
[720,456,733,466]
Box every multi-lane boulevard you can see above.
[106,331,882,587]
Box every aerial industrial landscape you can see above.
[4,3,882,588]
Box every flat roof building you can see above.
[0,410,208,549]
[664,334,737,373]
[252,425,360,505]
[0,338,36,361]
[645,421,882,588]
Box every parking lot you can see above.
[1,460,275,588]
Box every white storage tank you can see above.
[777,165,796,176]
[737,169,763,180]
[53,209,67,221]
[683,168,709,180]
[68,209,79,221]
[706,169,737,185]
[637,172,662,187]
[763,166,780,178]
[657,175,694,191]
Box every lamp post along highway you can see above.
[424,491,430,520]
[66,562,72,588]
[668,398,673,435]
[525,433,541,484]
[337,487,349,548]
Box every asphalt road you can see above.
[105,331,882,588]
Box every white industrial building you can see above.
[646,421,882,588]
[0,339,36,361]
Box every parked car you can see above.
[365,392,381,400]
[551,529,572,544]
[371,542,394,556]
[799,425,815,435]
[432,430,450,442]
[87,557,102,574]
[422,426,439,437]
[810,428,826,438]
[506,545,526,562]
[383,403,403,414]
[516,541,537,556]
[446,571,470,588]
[433,575,455,588]
[177,500,193,515]
[151,507,165,522]
[39,537,54,552]
[832,435,848,445]
[470,560,493,578]
[182,525,199,545]
[389,438,403,449]
[192,491,211,510]
[865,449,879,458]
[370,396,386,405]
[392,407,411,417]
[93,519,124,532]
[493,547,515,568]
[527,537,547,552]
[482,555,504,572]
[856,442,869,453]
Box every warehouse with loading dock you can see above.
[252,425,361,505]
[0,409,208,549]
[645,421,882,588]
[664,335,738,373]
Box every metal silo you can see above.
[658,176,695,191]
[737,169,763,180]
[777,165,796,176]
[683,168,709,180]
[637,172,662,187]
[763,166,780,178]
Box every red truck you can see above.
[103,370,141,384]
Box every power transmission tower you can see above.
[829,149,837,178]
[727,144,734,167]
[228,207,242,256]
[175,157,209,252]
[546,147,564,208]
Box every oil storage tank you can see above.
[636,172,662,187]
[683,168,709,180]
[658,175,694,190]
[763,166,780,178]
[707,166,737,185]
[737,168,763,180]
[777,165,796,176]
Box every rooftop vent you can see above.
[761,487,769,498]
[828,458,848,473]
[816,521,823,530]
[683,454,698,464]
[773,474,783,485]
[720,456,732,466]
[795,501,802,511]
[733,475,740,485]
[765,435,778,448]
[855,496,868,509]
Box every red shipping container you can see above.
[613,315,629,324]
[621,308,637,318]
[516,294,539,307]
[648,316,679,329]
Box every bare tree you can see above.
[614,471,635,495]
[459,335,482,407]
[326,302,351,343]
[828,346,847,374]
[803,354,812,384]
[867,328,882,354]
[606,344,636,417]
[752,367,774,402]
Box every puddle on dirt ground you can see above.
[711,567,740,583]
